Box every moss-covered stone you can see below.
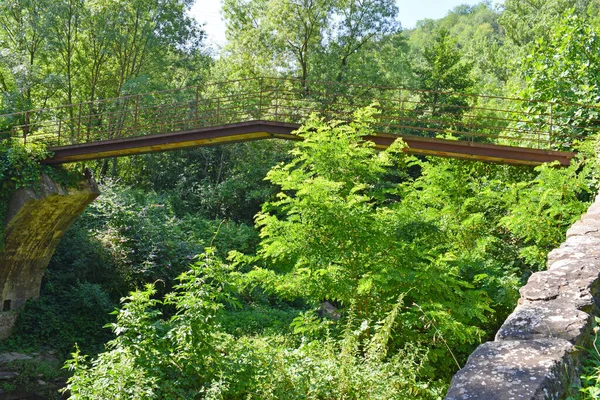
[0,173,99,339]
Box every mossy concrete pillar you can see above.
[0,173,99,339]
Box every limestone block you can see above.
[581,213,600,223]
[0,352,32,364]
[566,220,600,238]
[445,339,575,400]
[547,246,587,264]
[520,260,600,313]
[446,193,600,400]
[495,302,591,345]
[548,236,600,264]
[519,271,562,301]
[584,200,600,215]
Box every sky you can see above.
[190,0,505,48]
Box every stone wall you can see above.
[445,193,600,400]
[0,173,99,339]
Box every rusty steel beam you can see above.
[364,134,574,166]
[44,120,575,166]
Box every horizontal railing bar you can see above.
[3,77,600,120]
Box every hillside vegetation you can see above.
[1,0,600,398]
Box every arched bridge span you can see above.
[1,77,591,166]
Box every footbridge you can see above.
[1,77,593,166]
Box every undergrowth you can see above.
[571,317,600,399]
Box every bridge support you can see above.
[0,173,99,339]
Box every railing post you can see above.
[86,104,90,142]
[57,119,61,146]
[23,111,29,145]
[259,77,263,119]
[195,86,199,123]
[537,104,544,149]
[274,87,279,120]
[77,103,82,143]
[400,88,405,116]
[134,95,140,135]
[549,103,553,148]
[537,112,541,149]
[217,98,220,125]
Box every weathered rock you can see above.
[445,339,575,400]
[547,246,587,265]
[585,201,600,215]
[519,260,600,313]
[0,372,19,381]
[547,236,600,264]
[563,234,600,249]
[0,173,99,339]
[519,271,562,302]
[566,221,600,238]
[32,352,58,365]
[319,301,340,319]
[495,302,591,345]
[581,213,600,223]
[0,353,32,364]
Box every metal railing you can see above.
[1,77,598,150]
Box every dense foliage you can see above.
[0,0,208,112]
[60,109,598,398]
[65,251,444,399]
[1,0,600,398]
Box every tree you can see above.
[317,0,399,83]
[246,107,493,377]
[499,0,591,47]
[47,0,85,126]
[0,0,207,109]
[412,28,474,134]
[272,0,330,86]
[518,12,600,147]
[219,0,399,88]
[0,0,55,114]
[253,107,409,310]
[405,2,511,94]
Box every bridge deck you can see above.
[43,121,574,166]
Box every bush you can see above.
[4,281,115,356]
[64,251,445,399]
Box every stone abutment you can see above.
[0,173,99,339]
